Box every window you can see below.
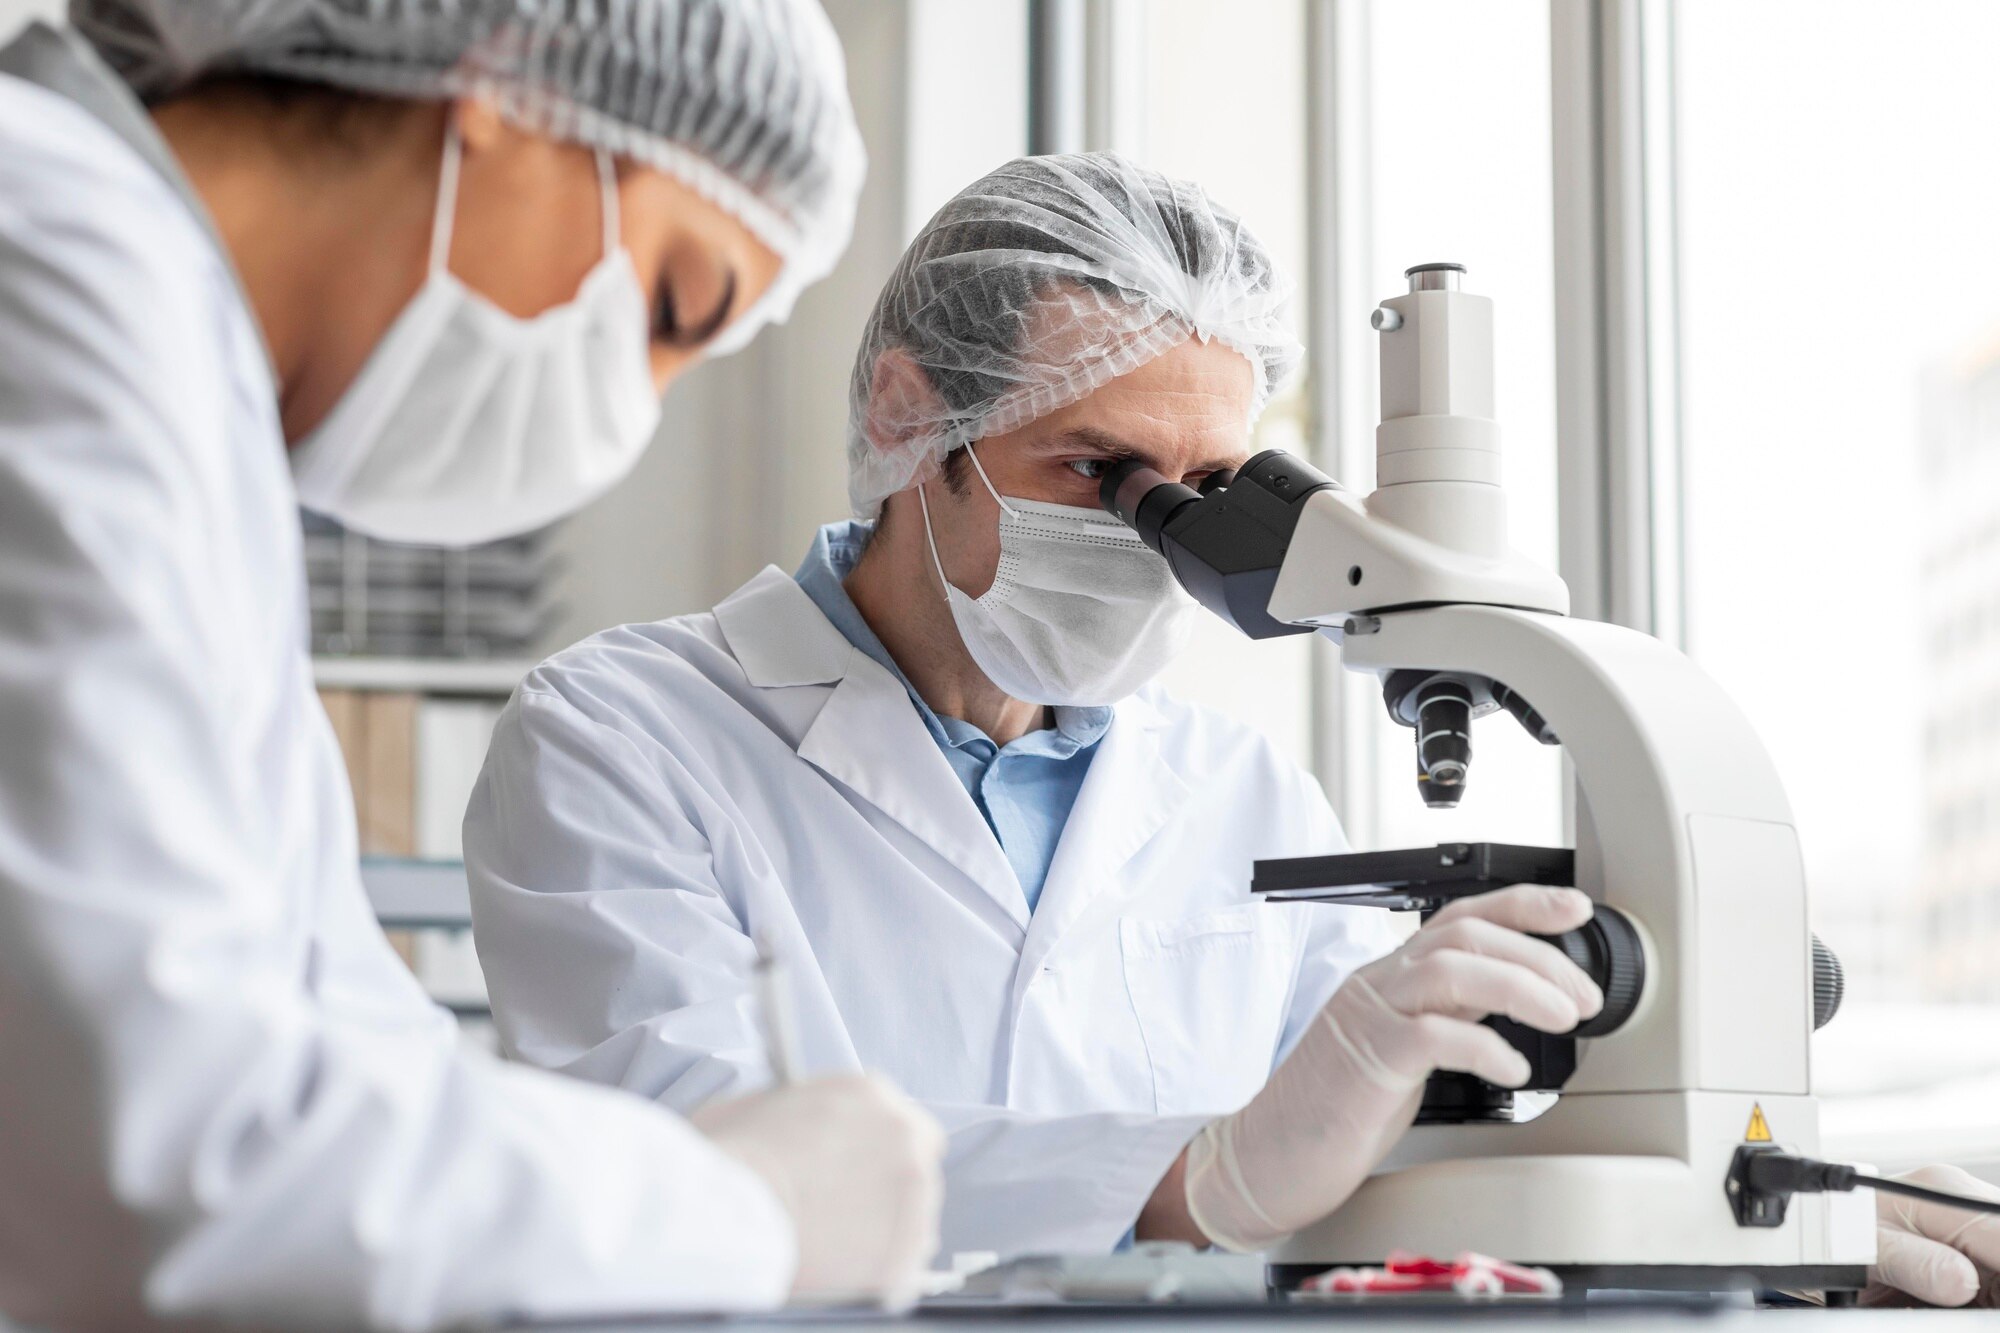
[1667,0,2000,1162]
[1130,1,1995,1164]
[1673,1,2000,1006]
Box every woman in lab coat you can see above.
[0,3,944,1329]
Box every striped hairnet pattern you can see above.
[72,0,865,349]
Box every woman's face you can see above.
[446,101,784,391]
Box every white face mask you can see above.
[918,444,1201,706]
[291,125,661,547]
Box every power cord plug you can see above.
[1727,1146,2000,1229]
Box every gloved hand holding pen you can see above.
[1182,885,1604,1252]
[690,938,946,1308]
[693,1075,945,1307]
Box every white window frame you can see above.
[1549,0,1688,648]
[1303,0,1384,839]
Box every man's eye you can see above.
[1066,459,1113,481]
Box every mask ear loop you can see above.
[428,120,464,276]
[961,441,1019,517]
[916,481,954,605]
[919,442,1017,604]
[595,150,621,258]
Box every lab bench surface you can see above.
[525,1306,1991,1332]
[6,1299,1981,1331]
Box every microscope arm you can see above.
[1336,603,1812,1099]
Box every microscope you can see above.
[1100,264,1870,1294]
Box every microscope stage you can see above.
[1254,842,1576,912]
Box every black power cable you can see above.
[1865,1174,2000,1215]
[1742,1151,2000,1216]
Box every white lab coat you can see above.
[465,565,1398,1259]
[0,26,792,1331]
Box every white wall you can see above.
[904,0,1027,237]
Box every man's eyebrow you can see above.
[1051,426,1146,459]
[1049,426,1245,476]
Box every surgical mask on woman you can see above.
[291,125,659,547]
[917,443,1201,706]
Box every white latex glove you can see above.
[692,1074,946,1307]
[1863,1165,2000,1307]
[1185,885,1603,1252]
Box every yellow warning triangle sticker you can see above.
[1744,1103,1773,1143]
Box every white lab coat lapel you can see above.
[715,569,1030,936]
[1014,693,1193,993]
[796,668,1031,934]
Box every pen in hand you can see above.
[751,932,961,1307]
[754,932,805,1087]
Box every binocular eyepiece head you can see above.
[1096,450,1341,641]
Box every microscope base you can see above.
[1264,1116,1878,1295]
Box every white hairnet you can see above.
[71,0,864,351]
[847,153,1300,518]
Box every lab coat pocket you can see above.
[1119,905,1297,1116]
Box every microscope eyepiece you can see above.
[1099,459,1201,557]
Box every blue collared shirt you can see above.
[792,522,1110,912]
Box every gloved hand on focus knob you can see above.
[1183,885,1604,1252]
[692,1074,945,1307]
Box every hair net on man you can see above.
[69,0,865,354]
[846,152,1301,518]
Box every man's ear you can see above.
[863,346,945,463]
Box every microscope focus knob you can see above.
[1545,906,1645,1039]
[1811,934,1844,1030]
